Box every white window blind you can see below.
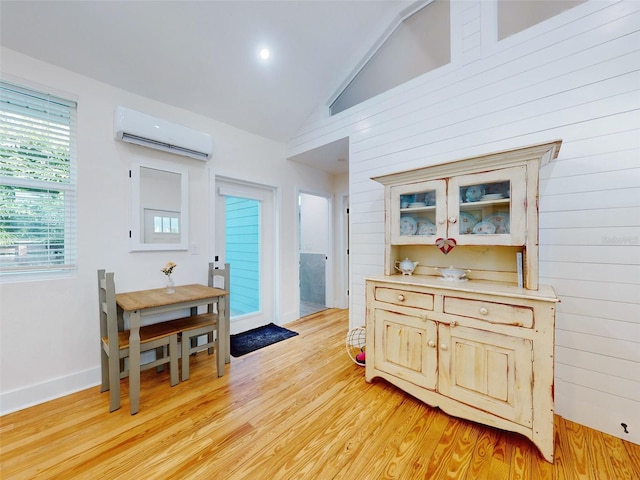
[0,81,77,275]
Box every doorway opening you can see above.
[298,192,329,318]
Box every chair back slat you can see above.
[208,263,230,314]
[104,272,120,345]
[97,269,108,339]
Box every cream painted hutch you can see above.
[365,140,562,462]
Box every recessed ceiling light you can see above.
[259,48,270,61]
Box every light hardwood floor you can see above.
[1,309,639,479]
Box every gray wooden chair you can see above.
[98,269,179,412]
[167,263,229,380]
[209,262,230,364]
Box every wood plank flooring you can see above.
[1,309,639,479]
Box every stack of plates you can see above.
[481,193,504,201]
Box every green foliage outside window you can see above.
[0,81,77,274]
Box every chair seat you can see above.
[166,312,217,332]
[167,312,219,381]
[102,322,181,350]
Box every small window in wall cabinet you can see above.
[330,0,451,115]
[497,0,587,41]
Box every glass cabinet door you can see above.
[390,180,446,244]
[448,166,526,245]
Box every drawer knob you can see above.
[450,320,457,327]
[437,218,445,225]
[441,344,448,350]
[479,307,488,315]
[427,340,436,348]
[449,216,457,224]
[397,294,405,302]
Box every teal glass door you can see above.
[224,196,260,317]
[215,178,275,333]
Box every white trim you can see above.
[0,367,100,416]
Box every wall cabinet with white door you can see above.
[365,141,562,463]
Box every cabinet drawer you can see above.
[444,297,533,328]
[375,287,434,310]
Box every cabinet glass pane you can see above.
[458,181,511,235]
[399,189,437,236]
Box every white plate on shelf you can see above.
[483,213,510,234]
[399,216,417,235]
[481,193,504,201]
[472,221,496,234]
[418,221,437,235]
[465,185,485,202]
[408,202,425,208]
[458,212,477,234]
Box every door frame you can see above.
[214,175,278,334]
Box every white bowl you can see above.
[438,266,468,281]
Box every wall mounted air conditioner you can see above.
[114,106,214,161]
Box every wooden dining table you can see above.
[116,283,228,415]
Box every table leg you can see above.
[217,296,227,376]
[225,299,230,365]
[128,310,141,414]
[217,295,230,364]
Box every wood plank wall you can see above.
[287,0,640,444]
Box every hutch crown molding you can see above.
[365,140,562,462]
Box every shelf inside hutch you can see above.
[387,244,525,285]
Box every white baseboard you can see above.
[555,379,639,445]
[0,367,100,416]
[282,309,301,325]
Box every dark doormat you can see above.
[230,323,299,357]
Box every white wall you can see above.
[299,193,329,254]
[0,48,337,414]
[288,0,640,444]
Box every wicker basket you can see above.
[346,326,366,366]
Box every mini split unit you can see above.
[113,106,214,161]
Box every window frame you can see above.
[0,80,78,279]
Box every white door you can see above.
[216,178,276,334]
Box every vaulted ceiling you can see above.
[1,1,412,155]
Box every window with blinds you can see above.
[0,81,77,276]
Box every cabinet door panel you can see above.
[374,309,437,390]
[390,180,446,244]
[448,166,527,245]
[439,325,533,427]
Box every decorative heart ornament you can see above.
[435,237,457,255]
